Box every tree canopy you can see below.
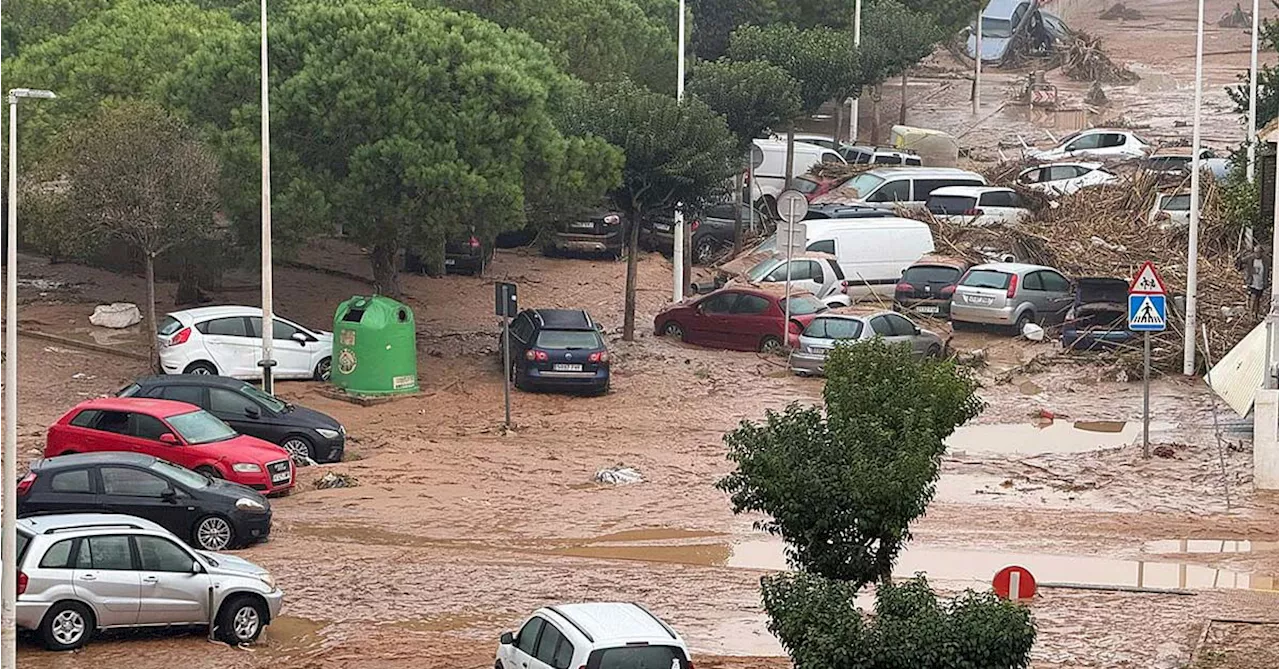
[688,58,802,150]
[728,23,860,112]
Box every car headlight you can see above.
[257,572,276,590]
[315,428,340,440]
[236,498,267,512]
[232,463,263,473]
[603,214,620,225]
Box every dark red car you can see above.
[45,398,295,494]
[654,287,827,352]
[794,174,838,202]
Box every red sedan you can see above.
[46,397,295,494]
[654,287,827,352]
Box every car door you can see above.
[196,316,259,378]
[1037,270,1075,322]
[72,534,142,627]
[133,535,210,625]
[1063,132,1101,157]
[885,313,929,357]
[687,292,740,348]
[208,387,275,443]
[249,316,313,379]
[870,315,913,350]
[126,412,181,460]
[28,467,101,515]
[98,466,195,539]
[763,260,823,297]
[509,616,547,669]
[532,620,574,669]
[729,293,777,351]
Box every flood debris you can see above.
[594,466,643,485]
[1086,80,1109,106]
[1099,3,1144,21]
[315,472,359,489]
[89,302,142,328]
[1062,31,1139,84]
[1217,3,1252,28]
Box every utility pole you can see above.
[974,10,983,115]
[849,0,862,143]
[672,0,686,303]
[259,0,277,393]
[1184,0,1206,376]
[1246,0,1261,247]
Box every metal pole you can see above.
[850,0,862,143]
[259,0,276,394]
[1272,3,1280,391]
[1247,0,1260,185]
[1183,0,1206,376]
[673,0,686,303]
[783,199,794,346]
[748,160,755,234]
[502,313,511,428]
[973,10,983,115]
[1143,332,1151,459]
[1,96,17,669]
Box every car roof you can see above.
[908,255,970,269]
[803,216,930,236]
[165,305,262,322]
[18,513,168,535]
[928,186,1014,198]
[752,138,836,153]
[859,166,984,179]
[542,603,681,646]
[73,397,202,418]
[814,309,887,320]
[531,309,594,330]
[132,374,248,390]
[970,262,1054,274]
[34,452,158,470]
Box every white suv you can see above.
[157,306,333,381]
[13,513,284,650]
[497,602,692,669]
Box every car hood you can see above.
[281,404,342,431]
[1075,277,1129,305]
[198,550,270,578]
[210,435,290,464]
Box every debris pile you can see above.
[1217,3,1252,28]
[315,472,359,489]
[1061,31,1139,84]
[1099,3,1144,21]
[594,466,643,485]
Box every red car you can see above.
[654,287,828,352]
[794,174,838,201]
[45,398,295,494]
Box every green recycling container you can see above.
[331,296,419,395]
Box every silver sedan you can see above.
[789,311,944,377]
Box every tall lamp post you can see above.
[259,0,277,394]
[849,0,862,143]
[672,0,687,303]
[1184,0,1206,376]
[2,86,57,669]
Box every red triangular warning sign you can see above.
[1129,261,1168,295]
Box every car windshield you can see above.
[1162,194,1192,211]
[838,173,885,198]
[157,315,183,336]
[961,270,1013,290]
[794,178,819,194]
[903,265,962,285]
[747,258,781,282]
[536,330,603,350]
[239,383,288,413]
[166,410,237,445]
[151,460,210,489]
[785,295,827,316]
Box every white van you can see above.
[802,217,935,298]
[827,167,986,210]
[749,138,846,207]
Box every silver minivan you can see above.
[13,513,283,650]
[950,262,1074,331]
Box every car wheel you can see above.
[510,362,526,392]
[281,436,314,462]
[217,595,267,646]
[40,601,93,651]
[195,465,222,480]
[1013,310,1035,335]
[314,357,332,382]
[759,335,783,353]
[195,515,235,551]
[184,361,217,375]
[661,321,684,340]
[926,344,942,358]
[693,235,717,265]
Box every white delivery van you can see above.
[801,217,936,298]
[749,138,846,208]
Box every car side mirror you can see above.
[914,326,921,335]
[162,488,178,503]
[595,323,604,332]
[291,332,308,344]
[245,406,261,419]
[159,433,178,445]
[500,632,514,645]
[190,560,203,574]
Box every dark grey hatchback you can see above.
[504,309,610,395]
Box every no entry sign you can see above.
[993,565,1037,601]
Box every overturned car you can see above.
[1061,277,1134,351]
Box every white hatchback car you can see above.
[1027,128,1150,161]
[497,602,692,669]
[157,306,333,381]
[925,186,1030,226]
[1017,162,1117,196]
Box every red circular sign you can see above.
[992,565,1037,601]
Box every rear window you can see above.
[157,316,183,336]
[535,330,602,350]
[587,645,689,669]
[961,270,1012,290]
[785,295,827,316]
[804,317,863,339]
[14,530,32,564]
[1162,194,1192,211]
[793,178,819,194]
[839,173,885,198]
[903,265,962,285]
[926,195,978,215]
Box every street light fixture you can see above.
[2,85,56,669]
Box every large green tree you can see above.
[1,0,113,57]
[562,83,737,340]
[168,1,621,296]
[1228,19,1279,131]
[688,0,779,60]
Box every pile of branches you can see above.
[808,161,877,183]
[1062,31,1139,84]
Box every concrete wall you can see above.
[1256,389,1279,491]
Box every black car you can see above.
[119,375,345,463]
[504,309,609,395]
[543,210,625,258]
[405,228,493,275]
[17,452,271,551]
[641,202,773,265]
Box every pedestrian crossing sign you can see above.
[1128,294,1166,331]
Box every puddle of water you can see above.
[1144,539,1279,554]
[946,420,1175,455]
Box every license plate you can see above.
[271,471,291,484]
[553,363,583,372]
[569,221,596,229]
[444,259,456,266]
[966,295,995,305]
[654,223,672,232]
[914,305,940,314]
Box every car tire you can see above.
[216,595,267,646]
[759,335,783,353]
[40,600,94,651]
[194,514,236,551]
[184,361,217,376]
[926,344,942,358]
[1013,310,1035,335]
[510,363,527,392]
[281,435,314,462]
[314,357,332,382]
[693,235,717,265]
[661,321,684,340]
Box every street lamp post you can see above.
[1184,0,1206,376]
[673,0,686,303]
[849,0,862,143]
[259,0,277,394]
[2,87,56,669]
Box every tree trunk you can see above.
[870,85,883,144]
[733,168,745,254]
[784,127,796,188]
[370,242,402,298]
[899,70,909,125]
[622,210,641,341]
[144,253,160,373]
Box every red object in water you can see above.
[993,565,1037,601]
[1037,409,1056,421]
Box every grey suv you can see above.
[13,513,283,650]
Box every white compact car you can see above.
[925,186,1030,226]
[157,306,333,381]
[497,602,692,669]
[1017,162,1117,196]
[1027,128,1150,161]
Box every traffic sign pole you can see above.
[1143,332,1151,459]
[1128,261,1167,460]
[775,190,809,349]
[784,196,793,346]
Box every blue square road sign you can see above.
[1128,294,1166,332]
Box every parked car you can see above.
[748,138,846,209]
[894,256,973,318]
[950,262,1074,332]
[737,253,850,308]
[18,452,272,551]
[789,310,943,376]
[118,375,345,463]
[824,167,987,210]
[157,306,332,381]
[1142,147,1231,181]
[497,602,692,669]
[1028,128,1151,161]
[654,287,827,352]
[794,174,839,201]
[641,201,772,265]
[802,204,895,220]
[1149,191,1193,227]
[840,144,924,166]
[1061,277,1134,351]
[45,398,295,495]
[404,228,492,275]
[543,210,626,258]
[925,186,1031,226]
[504,309,609,395]
[1017,162,1117,196]
[11,513,282,650]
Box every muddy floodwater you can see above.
[946,420,1178,455]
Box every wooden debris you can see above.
[1062,31,1139,84]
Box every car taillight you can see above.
[788,320,803,335]
[168,327,192,347]
[588,351,609,363]
[468,236,481,248]
[940,285,956,297]
[17,572,27,596]
[963,208,984,216]
[525,350,548,362]
[16,472,36,497]
[1006,274,1019,299]
[690,219,700,232]
[896,282,914,293]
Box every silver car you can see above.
[789,311,944,376]
[13,513,283,650]
[950,262,1073,331]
